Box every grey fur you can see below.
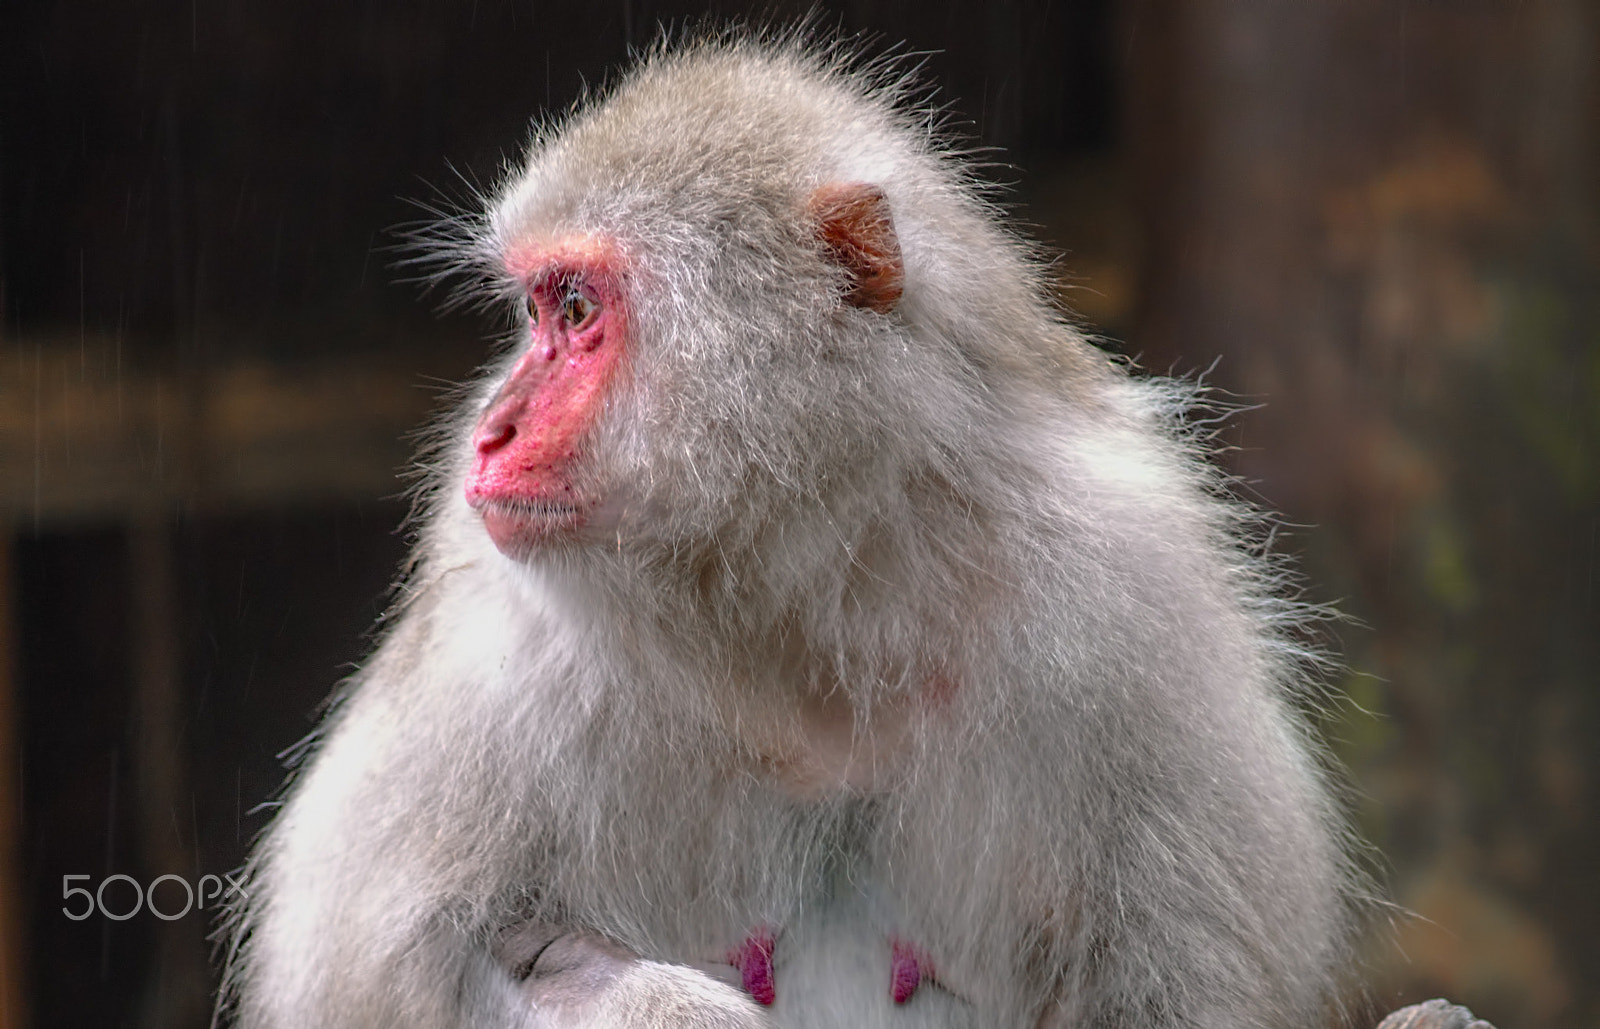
[220,31,1358,1029]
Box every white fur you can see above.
[220,31,1357,1029]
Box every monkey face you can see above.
[464,241,630,558]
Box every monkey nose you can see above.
[473,419,515,456]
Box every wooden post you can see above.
[128,514,208,1028]
[0,532,28,1027]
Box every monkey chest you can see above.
[548,757,993,1026]
[709,866,981,1029]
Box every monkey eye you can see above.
[524,294,540,326]
[561,290,599,330]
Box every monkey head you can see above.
[459,50,916,563]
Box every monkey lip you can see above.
[471,497,587,555]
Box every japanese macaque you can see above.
[220,32,1358,1029]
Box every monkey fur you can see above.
[220,31,1358,1029]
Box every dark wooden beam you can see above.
[1,338,462,524]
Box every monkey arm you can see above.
[493,924,770,1029]
[225,594,776,1029]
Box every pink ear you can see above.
[808,182,904,313]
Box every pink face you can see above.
[464,243,628,558]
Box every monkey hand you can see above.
[496,925,774,1029]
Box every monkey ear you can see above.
[808,182,904,313]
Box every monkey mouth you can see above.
[472,497,587,556]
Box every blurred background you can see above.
[1,0,1595,1025]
